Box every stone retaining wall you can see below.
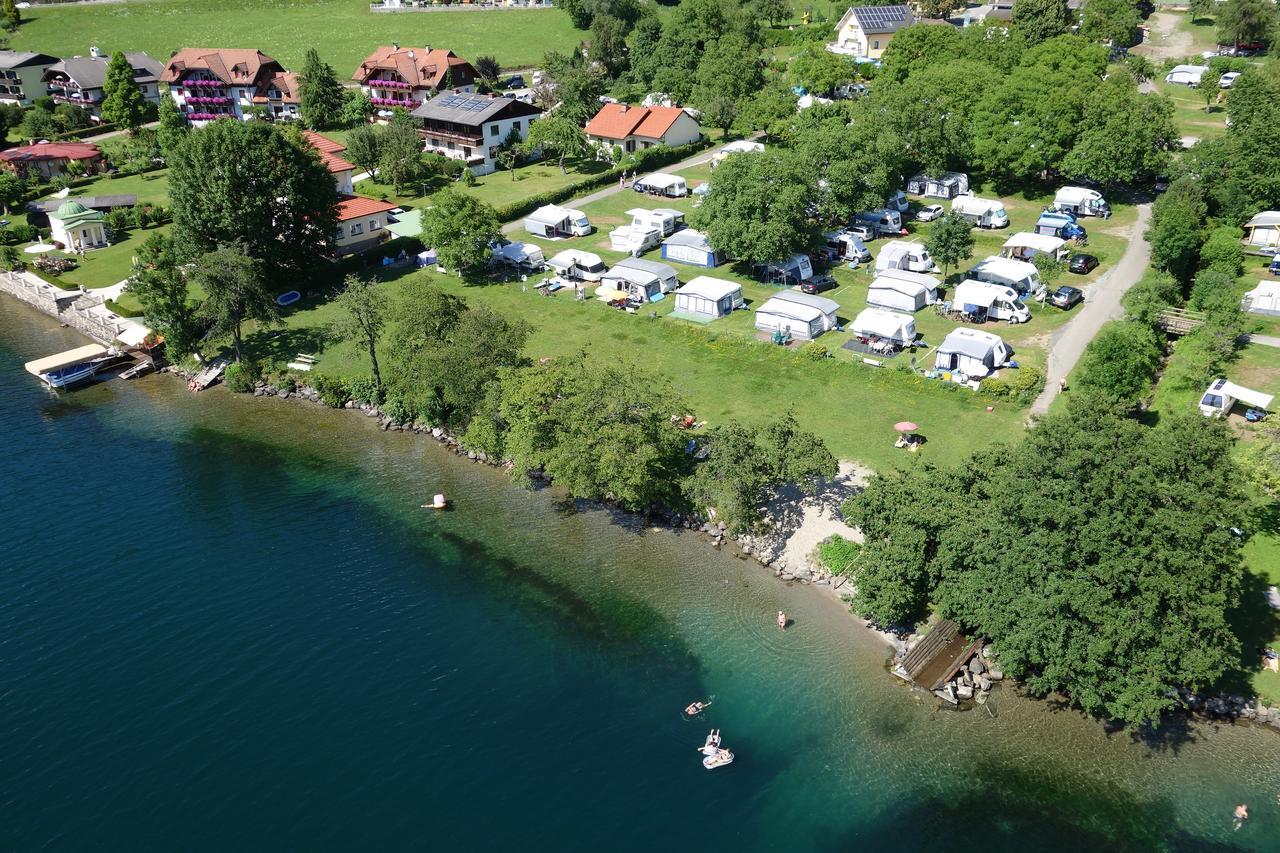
[0,271,129,345]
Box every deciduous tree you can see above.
[689,150,818,263]
[344,123,384,179]
[1061,75,1176,186]
[924,211,974,281]
[1147,176,1208,282]
[0,171,25,214]
[378,120,426,192]
[1216,0,1277,48]
[788,42,856,96]
[1075,320,1163,405]
[329,274,389,393]
[128,233,204,360]
[194,243,278,363]
[693,34,764,134]
[2,0,20,32]
[524,114,590,174]
[1011,0,1073,47]
[754,0,792,26]
[474,55,501,88]
[1077,0,1140,46]
[156,96,188,157]
[418,190,500,274]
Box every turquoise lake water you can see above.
[2,296,1280,851]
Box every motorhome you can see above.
[906,172,970,199]
[524,204,593,238]
[609,224,663,255]
[1199,378,1274,417]
[867,271,938,313]
[933,328,1011,380]
[753,254,814,286]
[823,230,872,263]
[1001,232,1069,262]
[626,207,685,237]
[851,308,917,347]
[952,279,1031,324]
[951,195,1009,228]
[970,257,1042,297]
[634,172,688,198]
[492,240,545,270]
[1053,186,1110,218]
[875,240,936,273]
[853,208,906,237]
[547,249,607,281]
[1035,212,1086,241]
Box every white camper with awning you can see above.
[933,328,1010,379]
[1199,378,1275,417]
[627,207,685,237]
[1002,232,1068,261]
[492,241,545,270]
[951,195,1008,228]
[851,308,916,346]
[868,270,939,313]
[599,257,680,302]
[953,279,1031,323]
[673,275,743,320]
[547,249,607,281]
[634,172,688,197]
[971,256,1041,296]
[524,204,593,238]
[875,240,936,273]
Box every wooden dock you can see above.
[191,357,228,391]
[1156,307,1206,336]
[898,619,984,691]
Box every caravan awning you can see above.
[385,208,424,238]
[1222,381,1274,410]
[1003,232,1064,254]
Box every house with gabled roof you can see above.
[0,50,59,106]
[412,91,542,176]
[831,5,915,59]
[161,48,300,125]
[303,130,356,194]
[584,103,702,154]
[44,48,164,122]
[352,45,477,112]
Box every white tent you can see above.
[547,249,606,281]
[868,273,934,313]
[613,257,678,292]
[851,308,916,346]
[906,172,969,199]
[875,240,936,273]
[971,256,1040,295]
[1165,64,1208,85]
[774,290,838,331]
[1002,232,1067,261]
[673,276,743,320]
[600,265,665,301]
[635,172,688,197]
[1243,281,1280,315]
[1244,211,1280,247]
[755,296,828,340]
[712,140,764,167]
[933,328,1010,379]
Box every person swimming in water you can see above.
[1233,803,1249,830]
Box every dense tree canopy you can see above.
[1060,74,1176,186]
[169,121,337,271]
[1074,320,1164,406]
[845,398,1248,727]
[1077,0,1140,46]
[1148,176,1208,281]
[1216,0,1277,47]
[128,233,203,360]
[690,150,819,263]
[298,48,346,130]
[194,244,278,363]
[100,51,155,131]
[1011,0,1073,47]
[418,191,501,274]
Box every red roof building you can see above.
[302,130,357,193]
[333,194,399,256]
[352,46,477,110]
[584,103,702,154]
[161,48,300,124]
[0,142,104,180]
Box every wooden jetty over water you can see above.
[896,619,984,692]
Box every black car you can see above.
[800,275,838,295]
[503,75,526,90]
[1069,253,1099,274]
[1049,286,1084,309]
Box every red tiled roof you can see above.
[0,142,102,163]
[162,48,281,85]
[584,103,692,142]
[335,194,397,221]
[249,71,300,105]
[352,46,475,91]
[302,130,356,174]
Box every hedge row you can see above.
[492,139,713,223]
[54,123,118,141]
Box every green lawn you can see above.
[1156,80,1228,144]
[8,0,581,73]
[354,156,614,210]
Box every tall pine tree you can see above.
[100,52,154,132]
[156,96,188,157]
[298,48,345,130]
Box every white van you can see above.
[609,224,662,255]
[1053,186,1111,219]
[951,195,1009,228]
[627,207,685,237]
[823,230,872,263]
[875,240,936,273]
[970,257,1042,297]
[853,208,905,237]
[953,279,1031,324]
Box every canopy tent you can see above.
[1219,380,1274,410]
[385,208,424,238]
[1002,232,1066,259]
[1243,281,1280,315]
[24,344,107,377]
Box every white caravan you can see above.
[851,308,917,347]
[546,249,607,281]
[875,240,937,273]
[1053,186,1111,218]
[951,195,1009,228]
[970,256,1042,297]
[1199,378,1275,417]
[933,328,1011,380]
[626,207,686,237]
[952,279,1031,324]
[609,224,663,255]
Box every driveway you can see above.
[1029,203,1153,417]
[499,145,719,234]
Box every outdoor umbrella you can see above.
[893,421,918,433]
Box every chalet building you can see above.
[352,46,477,112]
[411,91,542,176]
[161,48,299,125]
[0,50,58,106]
[584,103,702,154]
[43,48,164,122]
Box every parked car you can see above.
[1220,71,1242,88]
[502,75,526,89]
[1269,254,1280,276]
[800,274,838,295]
[846,223,875,241]
[916,204,945,222]
[1068,253,1099,274]
[1049,285,1084,309]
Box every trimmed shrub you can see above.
[979,364,1045,401]
[801,341,829,360]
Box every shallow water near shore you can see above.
[3,297,1280,852]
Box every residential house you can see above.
[830,5,914,59]
[0,142,104,180]
[584,103,701,154]
[161,48,300,124]
[352,45,477,112]
[43,48,164,122]
[0,50,59,106]
[412,91,542,176]
[303,130,356,194]
[333,195,398,256]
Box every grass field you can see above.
[7,0,582,73]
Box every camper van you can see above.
[1035,212,1086,241]
[951,196,1009,229]
[853,208,906,237]
[524,204,593,238]
[875,240,936,273]
[609,224,663,255]
[823,230,872,263]
[851,308,917,347]
[547,249,607,281]
[906,172,970,199]
[1053,186,1110,219]
[952,279,1031,324]
[933,328,1011,380]
[753,254,814,286]
[1198,378,1275,417]
[712,140,765,168]
[627,207,685,237]
[970,257,1042,297]
[1002,232,1069,262]
[634,173,688,198]
[492,240,545,271]
[867,270,939,313]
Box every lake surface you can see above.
[2,296,1279,852]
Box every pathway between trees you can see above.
[1243,333,1280,349]
[80,121,159,144]
[1029,203,1153,417]
[499,145,719,234]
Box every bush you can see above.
[0,223,38,245]
[31,254,76,274]
[346,375,383,406]
[1075,320,1164,406]
[1122,269,1182,326]
[818,534,860,575]
[269,371,298,393]
[1197,226,1244,277]
[223,360,261,393]
[979,364,1045,401]
[311,374,350,408]
[380,394,415,425]
[801,341,829,361]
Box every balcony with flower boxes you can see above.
[185,96,232,106]
[371,78,414,90]
[186,112,233,121]
[371,96,421,109]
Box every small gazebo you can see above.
[48,200,107,252]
